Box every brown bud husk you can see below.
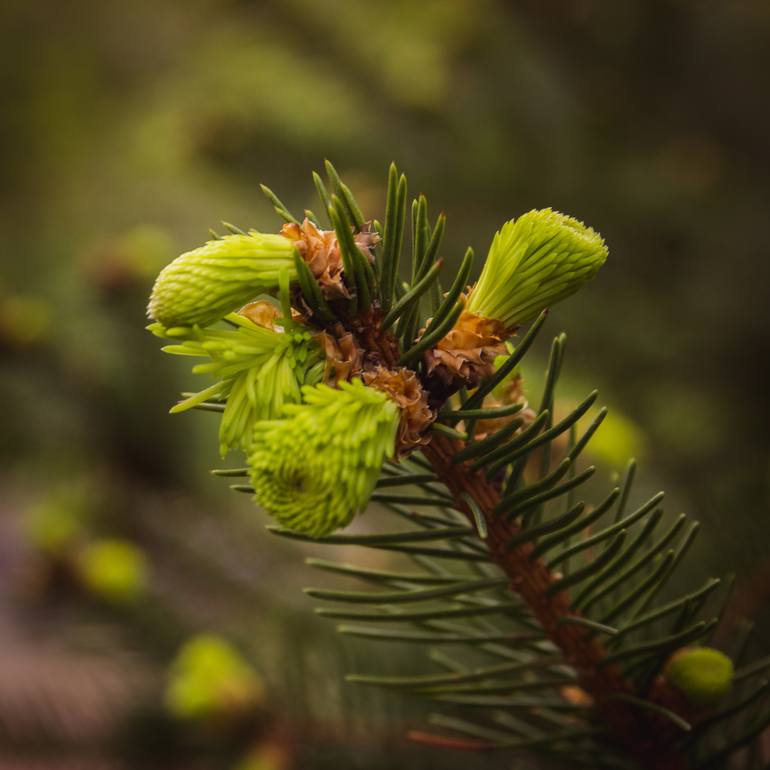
[363,366,435,455]
[238,299,282,329]
[424,310,508,389]
[281,219,378,300]
[238,299,306,329]
[318,324,365,384]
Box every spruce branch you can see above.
[144,162,769,769]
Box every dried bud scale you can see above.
[362,365,434,454]
[281,218,379,301]
[423,310,508,389]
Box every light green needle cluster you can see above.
[466,209,608,329]
[152,313,323,456]
[147,232,298,327]
[665,646,734,707]
[249,380,399,537]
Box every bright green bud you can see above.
[665,646,734,707]
[77,539,148,604]
[165,634,264,721]
[249,380,399,537]
[152,312,323,456]
[147,232,298,327]
[466,209,608,329]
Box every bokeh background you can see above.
[2,1,769,768]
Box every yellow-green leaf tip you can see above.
[155,315,323,456]
[466,208,608,329]
[665,646,734,707]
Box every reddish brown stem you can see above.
[423,433,689,770]
[339,298,690,767]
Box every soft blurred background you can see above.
[1,1,769,768]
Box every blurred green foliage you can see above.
[76,538,149,604]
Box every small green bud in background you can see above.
[664,646,734,708]
[151,312,324,456]
[165,634,264,721]
[24,482,92,556]
[466,209,608,329]
[25,501,83,556]
[147,232,298,327]
[76,538,148,605]
[249,380,399,537]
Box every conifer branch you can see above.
[145,162,768,769]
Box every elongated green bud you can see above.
[664,646,734,707]
[249,380,399,537]
[147,232,298,327]
[466,209,607,329]
[151,312,323,456]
